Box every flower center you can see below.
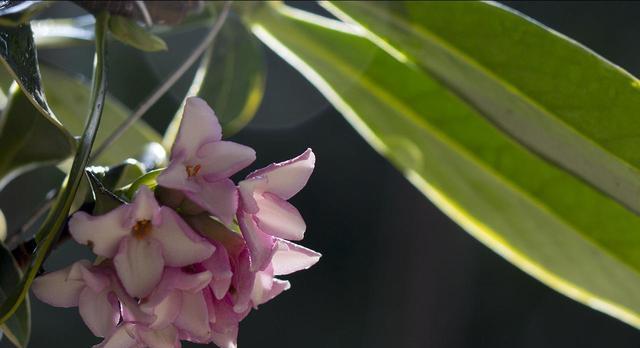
[131,219,152,240]
[185,164,202,177]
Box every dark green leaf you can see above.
[86,171,126,215]
[109,15,167,52]
[0,84,75,188]
[0,242,29,348]
[41,67,163,166]
[164,13,265,144]
[0,12,110,325]
[325,1,640,216]
[245,3,640,328]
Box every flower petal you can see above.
[69,209,129,258]
[137,324,179,348]
[153,207,214,266]
[156,160,199,193]
[251,273,290,308]
[198,141,256,181]
[114,237,165,298]
[210,300,241,348]
[174,292,211,342]
[172,97,222,159]
[231,249,255,313]
[254,193,306,240]
[128,186,161,223]
[203,242,233,300]
[31,260,91,307]
[79,288,120,337]
[93,324,138,348]
[186,179,238,226]
[238,212,275,272]
[246,148,315,199]
[145,290,182,330]
[271,239,321,276]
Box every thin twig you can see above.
[90,1,232,161]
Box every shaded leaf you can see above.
[0,12,110,325]
[108,15,167,52]
[326,1,640,216]
[245,3,640,329]
[86,170,126,215]
[0,242,29,348]
[163,12,265,145]
[77,1,204,26]
[0,84,74,188]
[41,67,162,166]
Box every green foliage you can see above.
[108,15,167,52]
[163,13,265,145]
[0,85,75,187]
[0,242,29,348]
[0,11,110,328]
[326,1,640,216]
[41,67,162,166]
[244,2,640,328]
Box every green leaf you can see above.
[163,13,265,145]
[0,84,75,188]
[0,242,29,348]
[244,3,640,328]
[85,170,126,215]
[324,1,640,217]
[0,23,55,118]
[123,168,163,200]
[41,67,163,166]
[108,15,168,52]
[0,12,110,325]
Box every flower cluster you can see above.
[31,97,320,348]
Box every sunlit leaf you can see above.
[0,242,29,348]
[163,13,265,146]
[32,15,95,48]
[326,0,640,216]
[244,2,640,329]
[0,84,74,188]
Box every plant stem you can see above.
[90,1,232,162]
[0,11,111,324]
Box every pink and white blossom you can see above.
[69,186,214,298]
[157,97,256,225]
[238,149,316,271]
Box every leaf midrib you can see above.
[257,6,640,280]
[327,1,640,191]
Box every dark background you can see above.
[2,1,640,347]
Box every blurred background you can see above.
[2,1,640,347]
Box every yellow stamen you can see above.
[186,164,202,177]
[131,219,152,240]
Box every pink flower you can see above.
[32,261,121,338]
[157,97,256,225]
[231,239,321,313]
[94,323,180,348]
[238,149,315,271]
[139,268,213,343]
[69,186,214,298]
